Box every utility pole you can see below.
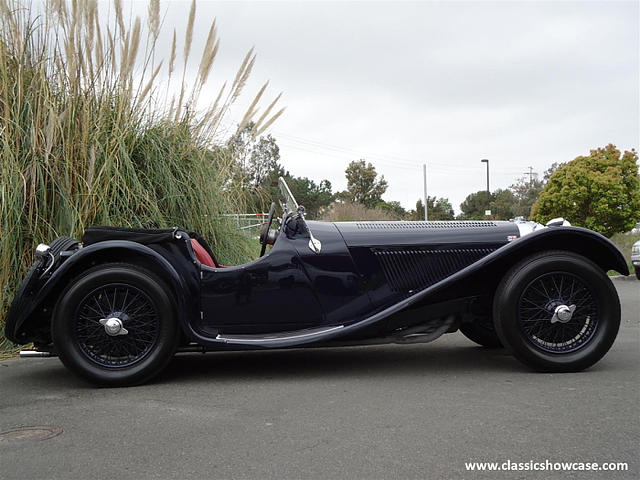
[423,163,428,221]
[481,159,490,216]
[524,166,534,187]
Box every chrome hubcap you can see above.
[99,317,128,336]
[551,304,576,324]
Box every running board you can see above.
[216,325,344,347]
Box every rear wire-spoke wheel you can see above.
[53,264,177,386]
[74,285,160,368]
[493,251,620,372]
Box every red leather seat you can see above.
[190,238,216,267]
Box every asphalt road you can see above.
[1,277,638,480]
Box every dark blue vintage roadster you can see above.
[5,178,628,385]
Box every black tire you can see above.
[493,250,620,372]
[459,318,502,348]
[635,269,640,280]
[52,263,178,386]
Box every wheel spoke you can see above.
[74,284,160,368]
[518,272,598,353]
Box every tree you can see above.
[412,199,425,220]
[376,200,407,219]
[459,190,517,220]
[227,122,282,191]
[491,189,516,220]
[459,191,492,219]
[543,162,564,183]
[429,197,455,220]
[531,144,640,237]
[225,124,334,216]
[340,160,388,208]
[508,163,565,219]
[410,197,454,220]
[510,176,544,219]
[287,177,334,219]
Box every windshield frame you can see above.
[277,177,322,253]
[278,176,299,217]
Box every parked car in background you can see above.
[632,241,640,279]
[631,222,640,234]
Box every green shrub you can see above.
[610,233,640,274]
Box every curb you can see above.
[610,275,638,282]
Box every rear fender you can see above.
[10,240,200,344]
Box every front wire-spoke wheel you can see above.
[518,272,598,354]
[493,251,620,372]
[53,264,178,386]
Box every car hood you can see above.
[331,220,520,247]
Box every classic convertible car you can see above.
[5,178,628,386]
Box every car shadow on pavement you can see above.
[156,337,527,384]
[4,333,618,389]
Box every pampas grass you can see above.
[0,0,283,352]
[320,203,400,222]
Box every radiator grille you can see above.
[356,221,497,230]
[373,247,496,292]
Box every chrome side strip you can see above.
[216,325,344,345]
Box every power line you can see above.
[278,142,418,171]
[275,131,529,175]
[276,131,485,171]
[224,122,531,178]
[280,140,527,177]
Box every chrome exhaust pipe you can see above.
[19,350,54,358]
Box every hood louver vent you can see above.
[356,221,497,230]
[373,247,496,293]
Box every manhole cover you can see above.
[0,426,63,443]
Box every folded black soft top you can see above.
[82,226,179,246]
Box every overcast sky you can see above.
[122,0,638,213]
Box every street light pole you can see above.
[481,159,490,215]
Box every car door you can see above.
[197,235,324,335]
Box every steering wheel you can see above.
[259,202,277,257]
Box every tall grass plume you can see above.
[0,0,284,352]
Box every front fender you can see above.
[6,240,198,344]
[507,226,628,275]
[284,226,628,346]
[394,225,628,313]
[404,225,628,307]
